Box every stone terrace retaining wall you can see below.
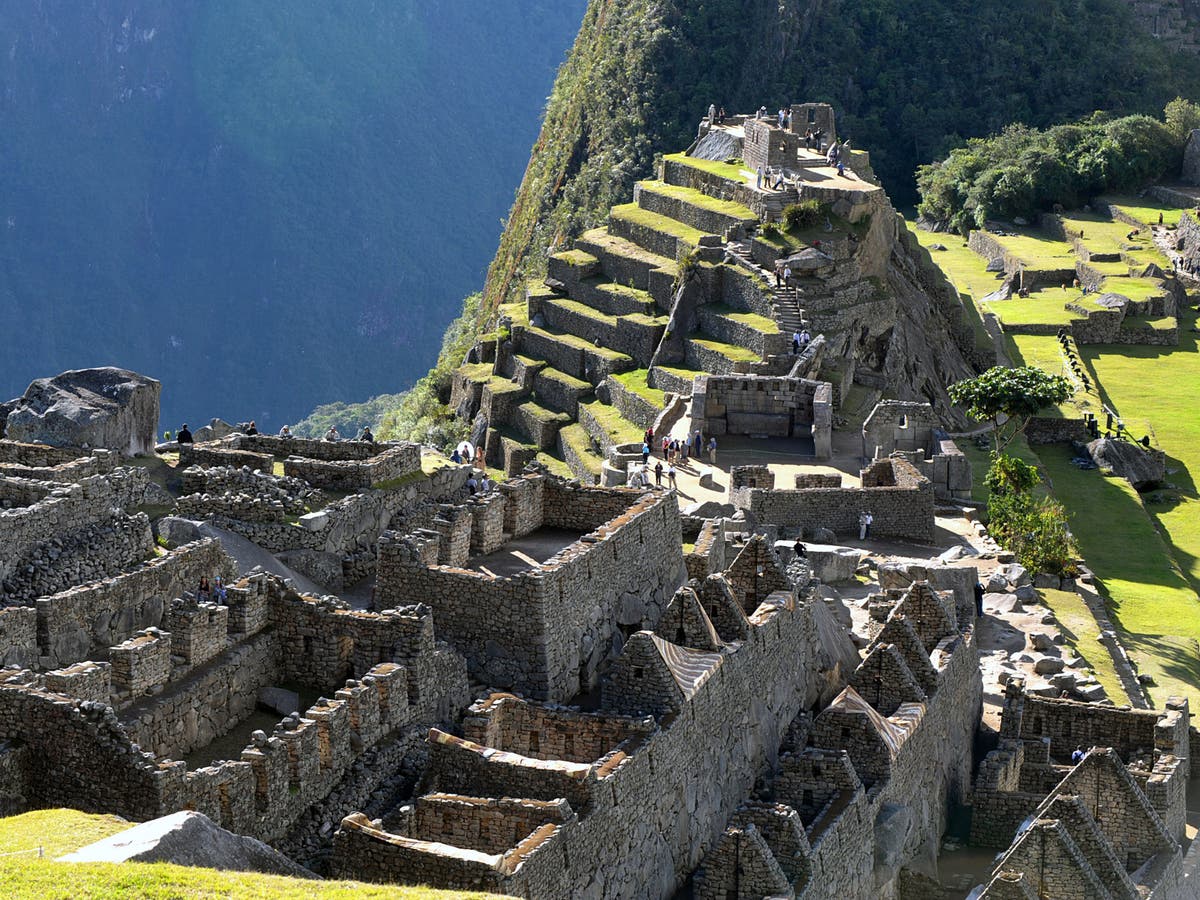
[283,444,422,492]
[0,467,152,583]
[35,538,235,668]
[0,449,120,483]
[0,440,83,467]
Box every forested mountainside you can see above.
[480,0,1200,318]
[0,0,584,429]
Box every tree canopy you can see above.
[949,367,1073,451]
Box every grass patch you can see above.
[579,399,643,445]
[547,296,617,325]
[688,334,761,363]
[704,304,780,333]
[663,152,748,185]
[518,401,572,426]
[1095,276,1167,303]
[1003,334,1100,420]
[991,230,1076,269]
[984,289,1080,327]
[558,422,604,476]
[577,227,679,272]
[1037,447,1200,710]
[372,469,426,490]
[537,366,591,392]
[1120,315,1176,332]
[1036,588,1126,703]
[612,369,667,407]
[536,451,575,479]
[552,248,599,267]
[610,203,708,245]
[527,325,633,364]
[1098,195,1188,228]
[638,180,756,220]
[0,810,487,899]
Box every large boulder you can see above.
[60,811,317,878]
[4,368,160,456]
[1087,437,1165,490]
[193,418,236,443]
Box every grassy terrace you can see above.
[663,152,748,184]
[0,810,490,900]
[536,451,575,479]
[1097,276,1167,302]
[518,400,571,425]
[911,232,1004,350]
[612,368,667,407]
[1098,195,1187,228]
[1036,588,1125,703]
[704,303,780,333]
[537,365,591,393]
[558,422,604,476]
[580,399,643,445]
[1004,334,1100,420]
[688,334,761,364]
[638,180,757,220]
[552,248,599,267]
[609,203,708,245]
[526,325,632,365]
[991,230,1076,269]
[547,296,618,326]
[984,289,1079,327]
[578,227,679,272]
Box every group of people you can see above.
[826,139,849,177]
[195,576,227,603]
[322,425,374,442]
[640,427,717,467]
[628,460,676,491]
[465,471,494,495]
[450,444,487,470]
[706,103,728,125]
[791,329,812,354]
[858,509,874,540]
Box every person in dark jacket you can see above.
[177,424,193,444]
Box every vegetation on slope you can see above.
[917,100,1200,233]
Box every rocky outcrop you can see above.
[4,368,160,456]
[60,810,318,878]
[1088,437,1165,490]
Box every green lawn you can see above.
[1003,334,1099,420]
[611,368,667,407]
[1036,449,1200,710]
[638,180,757,221]
[1037,588,1126,703]
[0,810,489,900]
[1095,276,1167,303]
[610,203,708,245]
[704,303,780,333]
[688,334,761,363]
[1096,195,1188,229]
[662,152,748,184]
[984,289,1079,327]
[579,399,643,445]
[991,230,1076,269]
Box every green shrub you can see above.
[782,199,823,231]
[760,221,780,237]
[988,492,1078,576]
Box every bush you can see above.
[917,102,1198,234]
[760,221,780,237]
[782,199,823,231]
[988,492,1078,576]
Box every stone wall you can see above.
[0,448,120,483]
[178,443,274,472]
[375,478,683,701]
[35,538,235,668]
[333,581,854,898]
[693,374,832,458]
[738,456,935,542]
[283,444,421,491]
[109,627,172,699]
[0,607,37,668]
[0,467,153,585]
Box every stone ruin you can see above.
[862,400,972,501]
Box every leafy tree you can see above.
[1165,96,1200,142]
[949,366,1072,452]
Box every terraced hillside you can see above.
[916,196,1200,708]
[451,125,983,482]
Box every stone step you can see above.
[634,180,758,237]
[574,227,678,306]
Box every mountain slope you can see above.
[480,0,1200,320]
[0,0,585,429]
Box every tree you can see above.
[1165,96,1200,143]
[949,366,1072,452]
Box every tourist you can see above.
[642,442,651,464]
[644,426,654,447]
[757,105,768,119]
[793,331,802,354]
[474,446,485,470]
[974,581,985,616]
[799,329,812,347]
[667,464,677,490]
[756,166,764,190]
[324,426,340,442]
[859,510,874,540]
[836,160,845,178]
[278,424,293,438]
[717,106,727,124]
[177,423,193,444]
[197,576,211,602]
[1159,212,1165,226]
[793,540,806,559]
[783,264,792,285]
[451,448,462,464]
[359,426,375,442]
[680,439,689,465]
[708,102,716,124]
[771,169,786,190]
[245,420,258,435]
[777,107,785,128]
[707,436,717,464]
[804,129,813,150]
[775,262,784,287]
[1071,746,1085,764]
[213,576,227,603]
[467,473,479,495]
[655,460,664,486]
[662,436,671,458]
[480,474,493,493]
[693,429,703,455]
